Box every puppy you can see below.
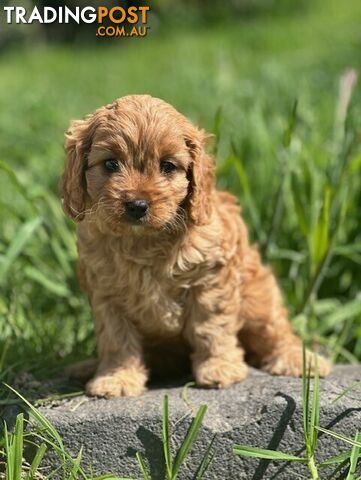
[61,95,330,397]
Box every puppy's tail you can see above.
[64,358,97,381]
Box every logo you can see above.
[2,3,151,38]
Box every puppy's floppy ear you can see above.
[60,113,98,221]
[185,126,215,226]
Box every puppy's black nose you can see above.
[125,199,149,220]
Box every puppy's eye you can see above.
[160,161,177,175]
[104,159,119,172]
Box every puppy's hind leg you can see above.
[239,247,330,377]
[64,358,98,381]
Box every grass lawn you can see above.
[0,0,361,393]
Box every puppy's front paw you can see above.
[194,356,248,388]
[262,347,331,378]
[86,368,147,398]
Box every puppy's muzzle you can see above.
[125,199,149,220]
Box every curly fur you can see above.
[60,95,330,397]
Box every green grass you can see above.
[233,349,361,479]
[0,386,213,479]
[1,2,361,476]
[139,394,212,480]
[0,0,361,390]
[1,385,130,479]
[1,359,360,479]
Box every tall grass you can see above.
[0,0,360,388]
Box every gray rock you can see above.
[34,366,361,479]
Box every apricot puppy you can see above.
[61,95,330,397]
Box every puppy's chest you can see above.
[89,253,189,337]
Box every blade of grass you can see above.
[24,265,70,297]
[26,443,47,480]
[319,450,352,467]
[290,172,309,237]
[233,445,307,462]
[4,384,72,478]
[283,99,298,148]
[327,459,350,480]
[34,391,84,406]
[229,150,264,242]
[332,381,361,404]
[310,187,331,273]
[307,354,320,480]
[346,432,361,480]
[194,434,216,480]
[13,413,24,480]
[172,404,208,479]
[316,427,361,448]
[0,339,10,373]
[265,100,298,254]
[211,106,223,156]
[4,423,14,480]
[70,446,83,479]
[136,452,151,480]
[0,217,43,283]
[0,160,37,210]
[302,344,310,443]
[162,394,173,479]
[28,432,88,480]
[310,353,320,453]
[5,384,65,451]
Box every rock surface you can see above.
[34,366,361,478]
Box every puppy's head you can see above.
[60,95,214,235]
